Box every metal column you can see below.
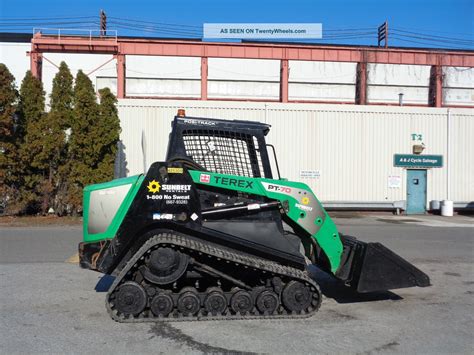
[201,57,208,100]
[429,65,443,107]
[29,51,43,80]
[116,54,126,99]
[280,59,289,103]
[356,62,367,105]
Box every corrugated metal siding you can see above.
[450,112,474,200]
[118,100,474,204]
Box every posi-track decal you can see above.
[182,118,217,126]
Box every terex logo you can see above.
[200,174,211,183]
[264,183,292,194]
[214,176,253,189]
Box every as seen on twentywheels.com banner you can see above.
[203,23,323,39]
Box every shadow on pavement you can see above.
[307,265,402,304]
[95,274,116,292]
[457,211,474,217]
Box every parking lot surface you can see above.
[1,214,473,354]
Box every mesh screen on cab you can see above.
[182,129,265,178]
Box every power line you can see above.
[392,29,474,45]
[391,35,474,48]
[109,16,202,29]
[0,21,100,26]
[0,15,472,50]
[0,16,96,21]
[0,25,101,31]
[323,27,376,32]
[109,22,202,37]
[108,19,203,34]
[390,35,472,50]
[393,28,473,42]
[395,26,474,37]
[110,23,202,37]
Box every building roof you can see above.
[1,31,472,54]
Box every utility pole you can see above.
[100,10,107,36]
[378,21,388,48]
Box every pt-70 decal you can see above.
[261,182,292,194]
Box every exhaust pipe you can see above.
[336,235,431,293]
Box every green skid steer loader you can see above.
[79,111,430,322]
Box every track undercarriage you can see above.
[106,232,322,322]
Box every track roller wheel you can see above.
[114,281,147,316]
[150,293,174,317]
[204,288,227,315]
[282,280,312,312]
[144,247,189,285]
[230,290,253,314]
[177,287,200,316]
[256,290,279,314]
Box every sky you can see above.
[0,0,473,49]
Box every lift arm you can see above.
[188,170,343,273]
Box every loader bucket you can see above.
[338,236,431,293]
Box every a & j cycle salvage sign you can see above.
[393,154,443,168]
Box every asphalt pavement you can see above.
[1,214,473,354]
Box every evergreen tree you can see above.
[66,70,100,213]
[49,62,74,215]
[17,71,46,213]
[95,87,121,182]
[0,64,19,213]
[17,71,44,138]
[50,61,74,128]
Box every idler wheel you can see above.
[114,281,147,316]
[177,288,200,316]
[144,247,189,285]
[230,290,253,314]
[204,288,227,315]
[282,281,312,312]
[150,293,174,317]
[256,290,279,314]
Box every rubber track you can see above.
[106,232,322,322]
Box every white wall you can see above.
[0,43,118,105]
[0,42,30,86]
[208,58,280,100]
[1,41,473,107]
[117,99,474,205]
[368,64,431,105]
[288,61,356,102]
[443,67,474,106]
[125,55,201,98]
[43,53,117,103]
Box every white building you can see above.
[1,33,473,213]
